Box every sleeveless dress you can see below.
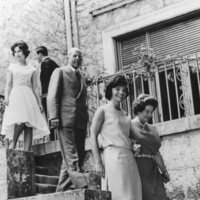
[98,103,142,200]
[131,118,167,200]
[1,64,49,140]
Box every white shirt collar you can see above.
[68,64,79,72]
[42,56,49,62]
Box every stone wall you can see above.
[75,1,200,198]
[156,115,200,200]
[0,149,35,199]
[0,0,67,95]
[160,130,200,200]
[76,0,183,77]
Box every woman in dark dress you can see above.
[130,94,170,200]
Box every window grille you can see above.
[90,53,200,124]
[111,14,200,123]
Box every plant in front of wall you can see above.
[133,43,162,80]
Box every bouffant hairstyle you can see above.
[105,75,129,100]
[35,46,48,56]
[132,94,158,115]
[11,41,30,58]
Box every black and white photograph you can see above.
[0,0,199,199]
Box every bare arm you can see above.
[90,107,105,177]
[4,70,13,105]
[155,151,170,183]
[32,71,43,112]
[152,126,170,182]
[153,126,168,173]
[36,68,42,96]
[155,151,167,173]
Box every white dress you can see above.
[1,63,49,140]
[97,104,142,200]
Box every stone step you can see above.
[35,183,57,194]
[35,149,96,175]
[35,174,59,185]
[12,189,111,200]
[35,165,60,176]
[35,152,61,177]
[36,167,101,191]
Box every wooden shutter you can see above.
[117,33,146,69]
[149,16,200,57]
[117,15,200,69]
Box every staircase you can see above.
[34,150,102,194]
[35,152,61,194]
[1,141,109,200]
[35,174,58,194]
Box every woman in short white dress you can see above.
[1,41,49,151]
[91,75,142,200]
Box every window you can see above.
[115,15,200,122]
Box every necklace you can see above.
[135,118,147,129]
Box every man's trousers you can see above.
[56,127,88,192]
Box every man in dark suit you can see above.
[35,46,59,141]
[47,47,89,191]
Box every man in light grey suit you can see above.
[47,47,89,191]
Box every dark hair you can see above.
[35,46,48,56]
[132,93,158,115]
[104,75,129,100]
[11,41,30,58]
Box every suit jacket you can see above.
[47,66,88,130]
[40,57,59,95]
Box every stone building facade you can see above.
[75,0,185,75]
[73,0,200,199]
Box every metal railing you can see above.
[88,52,200,124]
[155,53,200,122]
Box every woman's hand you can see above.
[161,172,170,183]
[50,118,59,129]
[95,162,105,178]
[132,141,142,155]
[155,151,170,183]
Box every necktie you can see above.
[75,70,81,90]
[75,70,81,82]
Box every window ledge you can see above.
[89,0,138,17]
[156,114,200,136]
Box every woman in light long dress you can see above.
[91,75,142,200]
[1,41,49,151]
